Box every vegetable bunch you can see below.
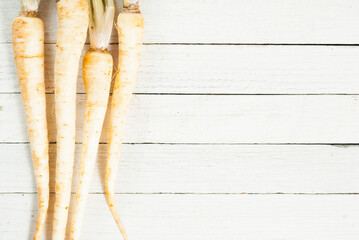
[12,0,144,239]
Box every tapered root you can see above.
[33,184,49,240]
[105,187,128,240]
[70,50,113,240]
[52,0,89,239]
[12,15,49,240]
[105,10,144,240]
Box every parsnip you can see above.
[105,1,144,239]
[70,1,114,239]
[12,1,49,239]
[52,1,89,239]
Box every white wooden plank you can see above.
[1,144,359,193]
[1,94,359,143]
[1,194,358,240]
[2,44,359,94]
[2,0,359,44]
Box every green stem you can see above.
[20,0,41,12]
[123,0,139,8]
[88,0,115,50]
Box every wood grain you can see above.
[1,194,359,240]
[1,0,359,44]
[1,144,359,193]
[1,94,359,143]
[2,44,359,94]
[2,0,359,238]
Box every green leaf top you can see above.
[89,0,115,50]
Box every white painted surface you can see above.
[2,94,359,143]
[2,44,359,94]
[1,194,359,240]
[1,0,359,239]
[1,0,359,43]
[1,144,359,194]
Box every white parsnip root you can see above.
[70,50,113,240]
[12,0,49,239]
[52,0,89,239]
[105,1,144,239]
[70,1,115,239]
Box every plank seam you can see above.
[2,42,359,46]
[1,192,359,195]
[3,93,359,95]
[1,142,359,146]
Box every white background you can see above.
[1,0,359,239]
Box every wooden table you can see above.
[1,0,359,239]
